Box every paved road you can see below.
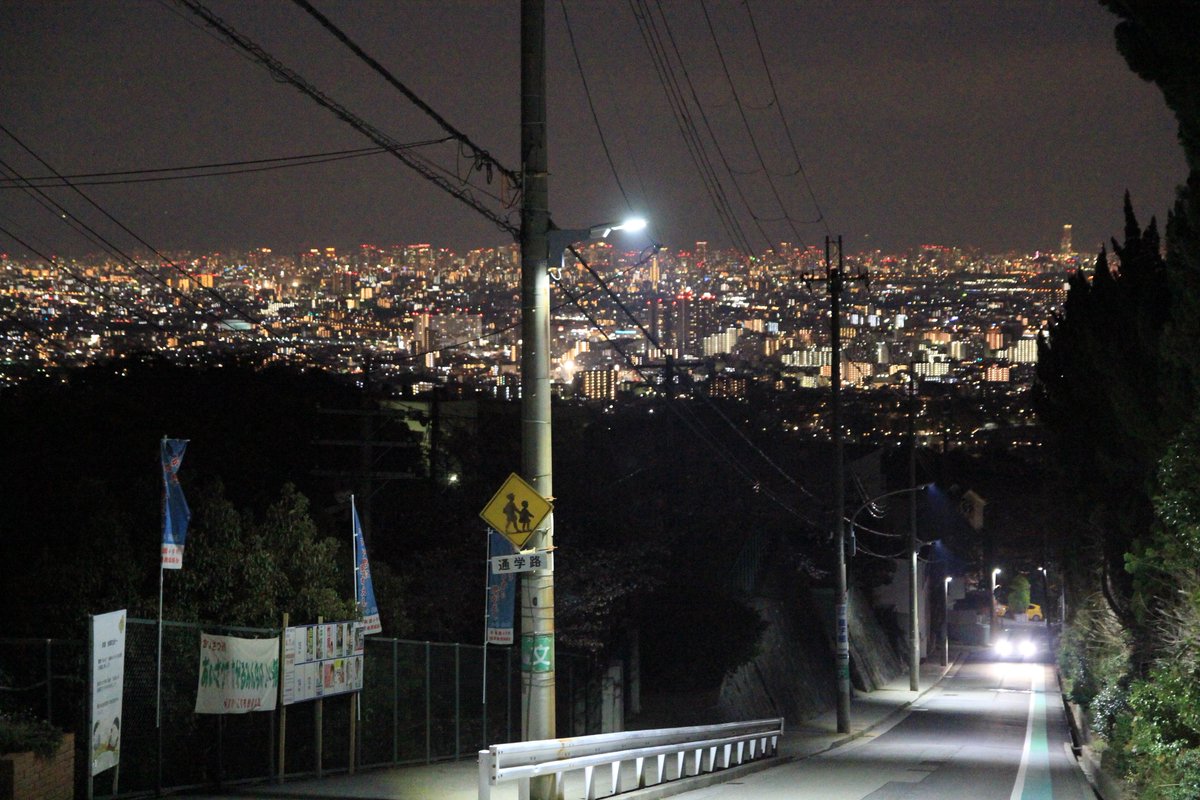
[668,623,1094,799]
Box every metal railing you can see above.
[477,718,784,800]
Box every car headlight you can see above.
[995,639,1013,657]
[1018,639,1036,658]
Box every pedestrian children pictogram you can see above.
[480,473,553,550]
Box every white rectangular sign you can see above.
[90,609,125,777]
[490,550,553,575]
[194,633,280,714]
[281,621,364,706]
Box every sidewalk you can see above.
[199,656,963,800]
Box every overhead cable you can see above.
[289,0,520,190]
[173,0,519,238]
[0,125,262,327]
[0,141,449,189]
[699,0,819,247]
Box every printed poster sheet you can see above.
[90,609,125,776]
[281,621,364,705]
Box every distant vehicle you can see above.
[1026,603,1044,622]
[994,602,1008,618]
[994,633,1038,661]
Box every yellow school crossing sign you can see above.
[480,472,553,550]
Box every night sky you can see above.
[0,1,1186,259]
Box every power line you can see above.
[289,0,520,191]
[743,0,831,239]
[628,0,755,258]
[0,158,224,326]
[0,221,172,333]
[0,141,450,189]
[642,0,778,255]
[563,243,824,507]
[558,0,634,211]
[173,0,520,238]
[551,270,818,527]
[698,0,819,247]
[0,125,262,327]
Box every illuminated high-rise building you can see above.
[1060,224,1073,255]
[581,367,620,400]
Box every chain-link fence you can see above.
[1,620,601,797]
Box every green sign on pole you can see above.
[521,633,554,673]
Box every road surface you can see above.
[671,622,1095,799]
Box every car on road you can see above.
[993,632,1038,660]
[1025,603,1044,621]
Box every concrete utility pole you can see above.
[826,236,852,734]
[908,364,920,691]
[519,0,557,772]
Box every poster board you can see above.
[281,621,364,705]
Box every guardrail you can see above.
[477,718,784,800]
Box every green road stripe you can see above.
[1022,667,1053,800]
[1010,667,1054,800]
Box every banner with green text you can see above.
[194,633,279,714]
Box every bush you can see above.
[0,711,63,759]
[1090,682,1130,740]
[1120,663,1200,798]
[1058,594,1130,711]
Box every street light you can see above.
[518,215,648,746]
[942,577,952,667]
[1037,565,1049,623]
[548,217,648,265]
[850,482,933,691]
[990,567,1002,644]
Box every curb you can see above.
[616,655,966,800]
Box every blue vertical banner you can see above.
[487,532,517,645]
[353,498,382,634]
[160,438,191,570]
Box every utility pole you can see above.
[519,0,557,782]
[809,235,866,734]
[908,362,920,691]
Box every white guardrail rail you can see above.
[477,717,785,800]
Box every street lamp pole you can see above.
[942,577,952,667]
[907,364,919,691]
[990,567,1001,644]
[849,483,932,690]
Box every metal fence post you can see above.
[455,643,461,760]
[44,639,52,721]
[425,641,431,764]
[506,647,513,744]
[392,638,399,765]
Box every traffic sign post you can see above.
[480,472,554,550]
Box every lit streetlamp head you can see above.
[945,576,953,586]
[588,217,648,239]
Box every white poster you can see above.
[194,633,280,714]
[90,609,125,777]
[281,621,364,705]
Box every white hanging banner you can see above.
[194,633,280,714]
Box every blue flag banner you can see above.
[487,532,517,645]
[353,500,382,635]
[160,438,191,569]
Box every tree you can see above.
[1036,195,1171,633]
[168,483,355,627]
[1008,575,1031,619]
